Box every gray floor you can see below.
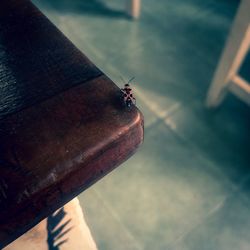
[33,0,250,249]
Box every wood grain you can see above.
[0,0,102,120]
[0,0,144,248]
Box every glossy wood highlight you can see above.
[0,0,144,248]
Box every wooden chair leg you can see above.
[127,0,141,19]
[206,0,250,108]
[4,198,98,250]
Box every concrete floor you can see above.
[33,0,250,249]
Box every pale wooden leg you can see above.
[4,198,98,250]
[4,220,48,250]
[127,0,141,19]
[58,198,98,250]
[206,0,250,107]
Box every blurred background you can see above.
[32,0,250,249]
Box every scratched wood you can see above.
[0,0,144,248]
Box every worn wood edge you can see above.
[0,106,144,248]
[0,74,139,205]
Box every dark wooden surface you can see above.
[0,0,144,248]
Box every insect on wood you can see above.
[120,77,136,107]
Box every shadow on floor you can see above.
[47,208,71,250]
[38,0,130,19]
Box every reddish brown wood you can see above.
[0,0,144,248]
